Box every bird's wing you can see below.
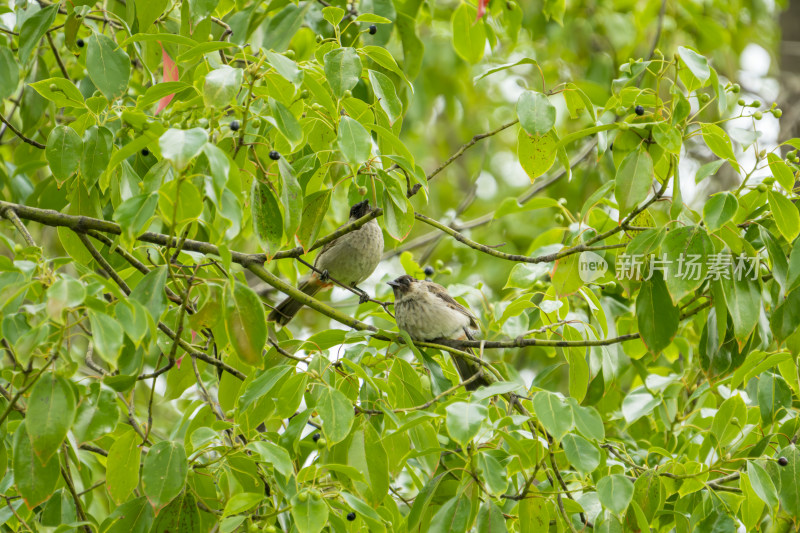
[423,281,479,329]
[314,219,349,264]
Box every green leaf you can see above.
[188,0,219,23]
[722,275,761,343]
[518,129,557,181]
[701,124,738,171]
[262,2,311,51]
[46,277,86,323]
[777,445,800,515]
[86,32,131,101]
[252,179,283,257]
[72,385,119,444]
[203,65,244,108]
[222,492,264,517]
[142,441,188,509]
[695,159,726,184]
[677,46,710,83]
[322,6,345,26]
[703,192,738,232]
[30,78,86,108]
[106,430,142,504]
[337,116,372,165]
[291,492,328,533]
[18,5,59,64]
[0,46,19,99]
[324,47,362,98]
[113,193,159,239]
[46,126,82,184]
[614,147,653,217]
[757,372,792,425]
[130,266,168,320]
[562,433,600,474]
[247,441,294,477]
[652,123,682,153]
[101,496,154,533]
[597,474,634,514]
[532,391,573,441]
[768,189,800,242]
[267,98,303,149]
[430,494,471,533]
[225,281,267,366]
[159,128,209,171]
[341,492,387,532]
[264,50,304,86]
[445,401,487,445]
[136,0,169,30]
[316,386,354,444]
[150,491,201,531]
[12,422,60,509]
[768,154,795,191]
[368,70,403,123]
[770,287,800,343]
[451,3,485,64]
[278,158,303,238]
[517,91,556,136]
[518,497,549,533]
[297,190,331,251]
[347,423,389,505]
[636,274,678,355]
[26,373,75,464]
[746,460,779,507]
[80,126,113,188]
[660,225,713,303]
[88,310,125,365]
[382,184,414,241]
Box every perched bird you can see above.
[268,200,383,325]
[388,275,489,390]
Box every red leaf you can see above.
[156,44,178,114]
[476,0,490,20]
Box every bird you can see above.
[268,200,384,325]
[387,275,489,390]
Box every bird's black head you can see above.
[387,274,416,295]
[349,200,371,220]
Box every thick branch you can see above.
[0,201,381,264]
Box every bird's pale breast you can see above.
[395,289,472,341]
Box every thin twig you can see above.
[0,112,46,148]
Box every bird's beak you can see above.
[387,280,400,288]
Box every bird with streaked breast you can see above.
[268,200,383,325]
[388,274,489,390]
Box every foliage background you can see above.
[1,0,800,531]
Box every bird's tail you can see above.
[452,329,490,391]
[268,275,327,325]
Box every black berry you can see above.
[312,433,321,442]
[778,456,789,466]
[230,120,240,131]
[76,38,84,48]
[141,148,150,157]
[269,150,281,161]
[346,512,356,521]
[634,105,644,116]
[424,266,434,276]
[368,24,377,35]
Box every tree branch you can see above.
[427,119,519,181]
[0,112,45,149]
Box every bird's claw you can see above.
[357,291,370,305]
[319,269,330,282]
